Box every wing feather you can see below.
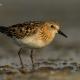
[7,21,42,39]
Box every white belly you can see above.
[21,36,46,48]
[16,31,56,48]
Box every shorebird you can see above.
[0,20,68,69]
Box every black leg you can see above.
[30,49,34,70]
[18,48,24,68]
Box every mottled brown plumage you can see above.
[0,20,67,48]
[7,21,43,39]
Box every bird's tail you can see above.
[0,26,8,35]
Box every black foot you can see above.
[30,49,35,70]
[18,48,24,69]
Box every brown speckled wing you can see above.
[7,21,42,39]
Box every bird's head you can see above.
[44,21,68,38]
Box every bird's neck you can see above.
[39,26,56,43]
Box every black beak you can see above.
[58,30,68,38]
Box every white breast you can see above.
[21,35,46,48]
[16,29,57,48]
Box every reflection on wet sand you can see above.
[0,63,79,80]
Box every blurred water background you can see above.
[0,0,80,80]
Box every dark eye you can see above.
[51,25,55,28]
